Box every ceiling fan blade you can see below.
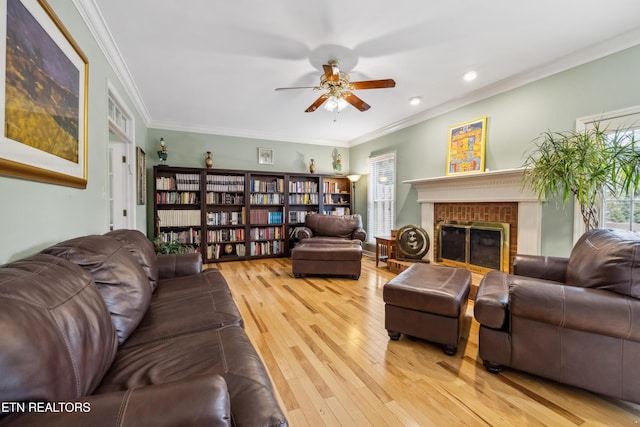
[323,63,339,82]
[350,79,396,90]
[343,92,371,112]
[305,94,330,112]
[275,86,319,91]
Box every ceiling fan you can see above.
[275,60,396,113]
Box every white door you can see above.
[108,136,133,230]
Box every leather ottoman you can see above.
[383,263,471,355]
[292,241,362,279]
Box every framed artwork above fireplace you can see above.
[446,116,487,176]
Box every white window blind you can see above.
[367,152,395,243]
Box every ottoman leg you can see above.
[442,345,457,356]
[387,330,401,340]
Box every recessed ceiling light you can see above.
[409,96,422,106]
[463,71,478,82]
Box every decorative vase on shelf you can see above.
[309,159,316,173]
[205,151,213,168]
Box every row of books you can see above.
[289,181,318,193]
[157,210,201,227]
[324,194,350,204]
[288,193,319,205]
[250,241,284,256]
[207,228,245,242]
[156,191,199,205]
[249,209,283,224]
[250,226,284,241]
[207,243,246,259]
[288,210,316,224]
[205,175,245,192]
[250,193,285,205]
[323,207,350,216]
[157,229,201,245]
[250,178,284,193]
[206,192,244,205]
[156,174,201,191]
[206,210,245,226]
[323,181,345,194]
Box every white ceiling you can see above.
[87,0,640,147]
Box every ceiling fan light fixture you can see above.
[409,96,422,106]
[324,95,348,112]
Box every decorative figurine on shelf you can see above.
[205,151,213,168]
[335,153,343,172]
[157,138,168,164]
[309,158,316,173]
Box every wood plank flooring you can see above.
[208,256,640,426]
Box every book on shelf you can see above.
[250,209,283,224]
[205,174,245,192]
[157,210,201,227]
[156,191,199,205]
[206,208,245,225]
[250,178,284,193]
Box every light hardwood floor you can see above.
[208,256,640,426]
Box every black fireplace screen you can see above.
[438,223,507,272]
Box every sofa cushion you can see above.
[105,229,159,293]
[567,228,640,298]
[95,325,287,427]
[42,235,152,344]
[304,214,363,239]
[0,254,118,402]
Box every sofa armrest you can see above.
[474,270,510,329]
[352,227,367,242]
[157,252,202,279]
[0,375,231,427]
[297,227,313,240]
[510,279,640,341]
[513,254,568,283]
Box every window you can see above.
[603,126,640,232]
[367,152,395,243]
[575,107,640,241]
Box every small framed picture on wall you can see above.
[258,147,274,165]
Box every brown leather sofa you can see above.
[0,229,287,427]
[474,228,640,404]
[292,214,366,278]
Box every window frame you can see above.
[367,152,396,243]
[575,106,640,240]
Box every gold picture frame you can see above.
[446,116,487,175]
[1,0,89,188]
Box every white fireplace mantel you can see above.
[403,168,542,261]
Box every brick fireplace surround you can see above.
[404,168,542,271]
[434,202,518,272]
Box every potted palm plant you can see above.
[522,122,639,231]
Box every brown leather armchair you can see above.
[296,213,367,243]
[292,214,366,279]
[474,228,640,404]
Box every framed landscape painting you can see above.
[446,116,487,176]
[1,0,88,188]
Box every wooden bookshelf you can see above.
[153,166,352,262]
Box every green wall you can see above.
[1,1,639,264]
[350,44,640,256]
[145,128,351,236]
[0,1,148,263]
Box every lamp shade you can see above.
[347,174,361,183]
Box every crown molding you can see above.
[150,120,351,148]
[348,27,640,147]
[72,0,152,126]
